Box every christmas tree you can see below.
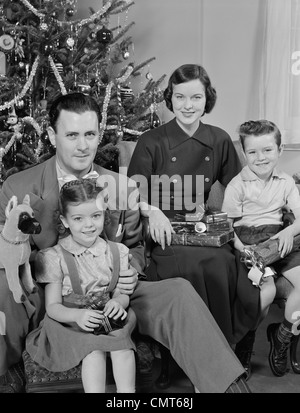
[0,0,166,184]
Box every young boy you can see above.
[222,120,300,378]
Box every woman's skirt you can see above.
[145,243,260,345]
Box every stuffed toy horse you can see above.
[0,194,41,303]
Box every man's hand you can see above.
[117,254,138,295]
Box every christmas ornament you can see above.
[89,32,96,40]
[150,111,161,129]
[6,107,18,126]
[96,27,113,44]
[16,100,25,109]
[0,34,15,52]
[120,86,134,101]
[143,111,161,130]
[123,50,130,59]
[146,72,153,80]
[66,36,75,50]
[66,7,75,17]
[78,84,91,94]
[40,41,54,55]
[39,22,49,31]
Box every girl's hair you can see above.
[163,64,217,114]
[49,92,101,132]
[238,120,281,150]
[59,179,105,217]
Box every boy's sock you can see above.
[277,318,294,344]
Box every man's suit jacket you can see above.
[0,156,145,273]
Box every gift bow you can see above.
[58,171,100,188]
[240,247,265,273]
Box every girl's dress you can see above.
[25,235,136,372]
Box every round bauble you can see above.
[66,7,75,17]
[96,27,113,44]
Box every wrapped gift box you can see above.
[202,209,228,223]
[171,220,232,234]
[171,230,234,247]
[247,234,300,269]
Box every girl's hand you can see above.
[75,309,104,332]
[270,227,294,258]
[103,299,127,320]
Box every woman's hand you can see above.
[271,227,294,258]
[75,309,104,332]
[103,300,127,320]
[148,209,175,249]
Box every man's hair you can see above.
[163,64,217,114]
[49,93,101,131]
[59,179,105,217]
[238,120,281,150]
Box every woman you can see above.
[128,64,260,347]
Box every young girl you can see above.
[25,179,136,393]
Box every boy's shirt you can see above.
[222,165,300,228]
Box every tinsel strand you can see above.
[0,56,40,112]
[99,81,113,144]
[48,56,67,95]
[19,0,112,29]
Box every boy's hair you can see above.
[238,120,281,150]
[163,64,217,114]
[59,179,105,217]
[49,92,101,131]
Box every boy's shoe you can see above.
[234,330,256,381]
[290,335,300,374]
[267,323,289,377]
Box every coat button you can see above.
[205,156,210,161]
[205,177,210,183]
[171,157,177,162]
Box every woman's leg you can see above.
[111,349,136,393]
[81,350,106,393]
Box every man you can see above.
[0,92,249,393]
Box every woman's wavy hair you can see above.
[163,64,217,114]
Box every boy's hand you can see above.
[117,254,138,295]
[103,300,127,320]
[271,227,294,258]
